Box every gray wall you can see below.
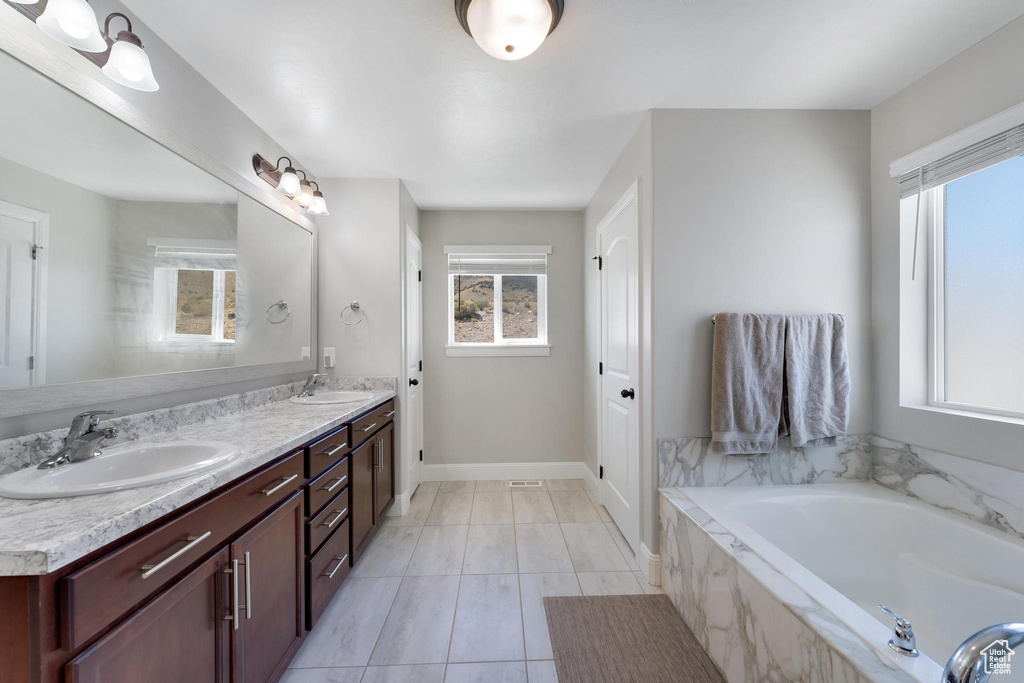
[420,210,585,466]
[871,16,1024,472]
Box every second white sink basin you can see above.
[0,440,241,499]
[289,391,375,405]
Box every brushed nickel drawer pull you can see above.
[383,411,395,418]
[261,474,298,496]
[323,554,349,579]
[324,475,347,493]
[324,508,348,528]
[227,558,240,630]
[140,531,212,579]
[360,423,377,433]
[244,551,252,620]
[326,443,348,457]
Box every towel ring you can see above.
[265,300,291,324]
[341,301,365,326]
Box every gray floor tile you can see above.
[515,523,573,573]
[368,576,460,665]
[586,491,613,522]
[549,491,601,523]
[448,574,524,662]
[474,479,509,491]
[576,571,645,595]
[350,526,422,578]
[426,493,474,525]
[362,664,446,683]
[463,524,518,574]
[405,525,468,576]
[560,523,630,572]
[526,661,559,683]
[519,573,581,660]
[604,521,640,571]
[439,481,476,494]
[634,570,664,594]
[291,577,401,668]
[445,662,527,683]
[470,491,514,524]
[545,479,584,491]
[387,484,438,527]
[511,491,558,524]
[280,668,365,683]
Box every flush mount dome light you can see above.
[36,0,107,53]
[455,0,564,61]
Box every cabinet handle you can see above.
[226,558,240,630]
[140,531,212,579]
[383,411,395,418]
[261,474,298,496]
[323,508,348,528]
[360,422,377,433]
[323,554,349,579]
[244,551,252,620]
[326,443,347,457]
[324,475,347,493]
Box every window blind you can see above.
[149,238,237,271]
[898,123,1024,198]
[447,252,548,276]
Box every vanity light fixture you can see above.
[101,13,159,92]
[36,0,107,53]
[455,0,564,61]
[251,154,329,216]
[271,157,301,197]
[307,182,329,216]
[296,173,315,208]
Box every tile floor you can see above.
[283,479,661,683]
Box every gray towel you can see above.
[710,313,786,455]
[784,314,850,448]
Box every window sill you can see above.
[903,402,1024,427]
[446,345,550,358]
[147,339,237,354]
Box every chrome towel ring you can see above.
[265,300,291,324]
[341,301,365,326]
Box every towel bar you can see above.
[711,313,846,324]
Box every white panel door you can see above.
[0,208,39,389]
[599,183,640,555]
[404,227,424,494]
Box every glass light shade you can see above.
[36,0,107,53]
[466,0,553,61]
[276,168,300,197]
[296,180,314,207]
[8,0,40,4]
[102,36,159,92]
[309,192,329,216]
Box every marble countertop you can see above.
[0,391,395,576]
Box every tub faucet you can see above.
[943,623,1024,683]
[38,410,119,469]
[298,373,326,398]
[879,605,919,657]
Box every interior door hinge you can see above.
[31,244,42,260]
[592,255,602,270]
[419,450,423,462]
[28,356,34,370]
[599,466,603,479]
[599,362,603,375]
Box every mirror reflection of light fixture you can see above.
[307,182,330,216]
[455,0,564,61]
[36,0,107,53]
[296,174,315,208]
[101,13,159,91]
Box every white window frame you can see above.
[926,183,1024,420]
[445,246,550,358]
[156,267,236,344]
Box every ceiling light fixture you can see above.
[101,13,159,91]
[455,0,564,61]
[252,154,329,217]
[307,182,330,216]
[36,0,106,53]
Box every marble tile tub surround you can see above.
[0,376,397,475]
[659,489,919,683]
[0,381,395,575]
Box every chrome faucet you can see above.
[297,373,327,398]
[38,410,119,469]
[944,623,1024,683]
[879,605,919,657]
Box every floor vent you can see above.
[509,480,544,488]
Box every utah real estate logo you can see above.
[981,639,1015,676]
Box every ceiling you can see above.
[122,0,1024,209]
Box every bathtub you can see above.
[661,483,1024,682]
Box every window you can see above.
[150,238,238,345]
[445,245,550,357]
[928,156,1024,417]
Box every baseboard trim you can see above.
[582,464,600,495]
[420,461,589,481]
[639,542,662,586]
[389,490,411,517]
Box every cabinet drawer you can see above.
[306,518,350,630]
[351,400,395,448]
[61,449,303,651]
[306,488,349,555]
[305,426,350,479]
[306,456,349,517]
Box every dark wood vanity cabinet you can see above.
[350,402,395,564]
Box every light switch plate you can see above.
[323,347,336,368]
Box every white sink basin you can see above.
[289,391,375,405]
[0,441,241,499]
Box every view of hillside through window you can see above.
[452,274,539,342]
[173,269,237,339]
[224,270,237,340]
[502,275,539,338]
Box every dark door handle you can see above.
[409,379,419,386]
[620,388,635,400]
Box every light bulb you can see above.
[308,191,329,216]
[296,180,314,208]
[102,32,159,91]
[276,168,300,197]
[37,0,106,53]
[466,0,553,61]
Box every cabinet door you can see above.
[230,492,303,683]
[374,423,395,523]
[350,437,376,562]
[66,548,230,683]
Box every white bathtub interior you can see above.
[680,483,1024,680]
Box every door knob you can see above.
[409,378,419,386]
[620,388,635,400]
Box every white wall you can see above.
[420,210,585,466]
[871,16,1024,472]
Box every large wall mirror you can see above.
[0,48,314,417]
